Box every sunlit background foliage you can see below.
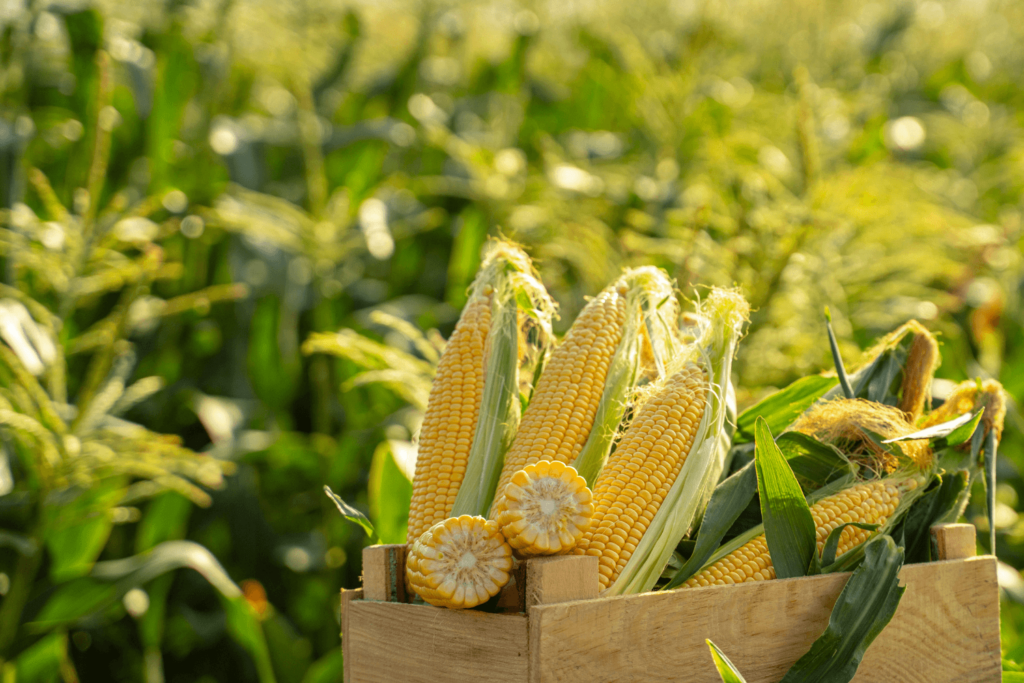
[2,0,1024,680]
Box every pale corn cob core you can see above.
[407,294,491,541]
[575,363,708,590]
[497,460,594,557]
[490,286,627,515]
[406,515,513,609]
[683,479,911,588]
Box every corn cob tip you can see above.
[406,515,513,609]
[497,460,594,557]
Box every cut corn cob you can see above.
[407,241,554,541]
[575,363,709,590]
[406,515,513,609]
[489,282,627,513]
[682,479,916,588]
[407,293,492,541]
[496,460,593,557]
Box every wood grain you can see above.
[530,556,1000,683]
[931,523,977,560]
[362,544,407,602]
[344,600,529,683]
[340,588,363,683]
[524,555,600,610]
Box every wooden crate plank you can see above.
[854,557,999,682]
[524,555,600,610]
[530,556,999,683]
[344,600,529,683]
[362,544,407,602]
[340,589,363,683]
[931,523,976,560]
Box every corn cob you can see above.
[489,282,627,514]
[407,241,554,540]
[575,363,709,590]
[406,515,513,609]
[682,479,915,588]
[407,293,492,540]
[496,460,593,557]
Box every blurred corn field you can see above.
[2,0,1024,680]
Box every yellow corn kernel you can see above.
[489,284,627,514]
[682,479,912,589]
[575,363,708,590]
[497,460,593,557]
[407,294,491,541]
[406,515,513,609]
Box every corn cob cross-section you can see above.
[406,515,513,609]
[496,460,593,557]
[575,363,708,590]
[682,479,914,588]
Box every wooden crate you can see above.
[341,524,1000,683]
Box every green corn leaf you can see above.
[324,486,378,542]
[29,579,119,629]
[779,534,906,683]
[900,471,966,562]
[775,432,855,490]
[735,375,837,443]
[664,462,757,590]
[880,410,981,446]
[368,441,413,544]
[824,308,854,399]
[707,639,749,683]
[819,523,879,569]
[754,417,816,579]
[44,478,125,581]
[983,429,998,555]
[15,631,67,683]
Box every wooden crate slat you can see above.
[854,557,999,682]
[529,556,1000,683]
[344,600,529,683]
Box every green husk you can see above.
[572,267,680,487]
[449,240,555,518]
[607,287,749,596]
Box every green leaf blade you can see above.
[781,535,906,683]
[707,639,749,683]
[324,485,378,542]
[735,375,837,443]
[754,417,817,579]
